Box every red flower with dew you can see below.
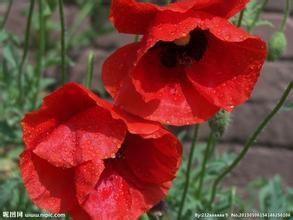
[19,83,182,220]
[103,0,267,126]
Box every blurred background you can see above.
[0,0,292,219]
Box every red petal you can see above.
[110,0,158,34]
[114,161,172,216]
[82,167,134,219]
[82,163,171,219]
[136,11,208,60]
[75,159,105,204]
[22,83,98,150]
[123,133,182,184]
[22,83,126,168]
[102,43,139,98]
[187,19,267,110]
[70,208,92,220]
[205,0,249,18]
[131,47,219,125]
[103,44,172,130]
[80,128,180,218]
[103,43,219,125]
[115,76,218,125]
[106,16,265,121]
[110,0,248,34]
[110,106,163,135]
[19,151,78,213]
[33,106,126,168]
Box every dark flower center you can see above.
[104,143,127,165]
[115,144,126,160]
[158,29,208,68]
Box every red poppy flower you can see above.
[103,0,267,126]
[19,83,182,220]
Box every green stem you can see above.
[33,0,46,107]
[196,131,216,198]
[209,82,293,206]
[280,0,291,32]
[18,0,35,104]
[248,0,268,33]
[85,51,95,89]
[177,125,200,220]
[237,9,245,28]
[58,0,66,85]
[0,0,13,30]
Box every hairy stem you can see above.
[280,0,291,31]
[209,82,292,206]
[18,0,35,104]
[196,131,216,198]
[0,0,13,30]
[177,125,200,220]
[85,51,95,90]
[59,0,66,85]
[237,9,245,28]
[33,0,46,107]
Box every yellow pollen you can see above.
[174,34,191,46]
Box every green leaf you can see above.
[0,30,9,43]
[2,45,17,68]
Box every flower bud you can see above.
[268,31,287,61]
[209,110,231,138]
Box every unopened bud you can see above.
[209,110,231,138]
[268,31,287,61]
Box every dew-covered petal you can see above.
[110,0,158,34]
[82,163,171,220]
[110,0,249,35]
[19,151,78,213]
[204,0,249,18]
[110,106,163,135]
[22,83,127,168]
[33,106,126,168]
[102,43,140,98]
[114,75,218,125]
[75,159,105,204]
[123,132,182,184]
[129,47,219,125]
[186,19,267,110]
[22,83,99,150]
[82,167,134,219]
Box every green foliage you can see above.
[246,176,293,218]
[0,174,67,219]
[165,144,240,219]
[0,6,59,217]
[233,0,273,32]
[164,147,293,219]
